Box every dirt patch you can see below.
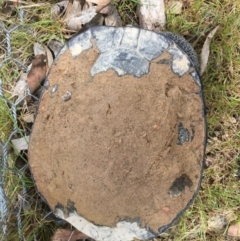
[28,44,205,233]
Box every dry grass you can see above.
[0,0,239,240]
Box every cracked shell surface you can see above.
[28,26,206,241]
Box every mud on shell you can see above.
[28,26,206,241]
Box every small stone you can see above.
[228,224,240,237]
[62,91,72,101]
[50,84,59,97]
[162,206,170,212]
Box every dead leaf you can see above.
[44,45,54,68]
[65,3,98,31]
[229,116,237,124]
[64,0,83,22]
[205,156,215,167]
[208,215,227,232]
[228,224,240,237]
[51,0,68,17]
[51,229,92,241]
[48,40,64,58]
[200,26,219,76]
[168,1,183,15]
[138,0,166,32]
[87,0,112,11]
[64,0,92,19]
[12,73,28,102]
[80,12,104,33]
[87,0,111,6]
[62,0,107,32]
[34,43,53,68]
[104,4,122,27]
[12,44,50,102]
[34,42,45,56]
[27,54,47,94]
[208,211,237,232]
[11,136,30,154]
[99,4,111,14]
[22,113,34,123]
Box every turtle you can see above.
[28,26,206,241]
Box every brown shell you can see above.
[28,26,206,241]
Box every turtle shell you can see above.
[28,26,206,241]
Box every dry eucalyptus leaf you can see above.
[44,45,54,67]
[27,54,47,94]
[205,156,215,167]
[208,211,237,232]
[65,4,98,31]
[87,0,112,11]
[34,43,53,68]
[87,0,111,5]
[80,13,104,33]
[65,0,92,19]
[11,136,30,153]
[230,116,237,124]
[228,224,240,237]
[100,4,111,14]
[12,73,28,102]
[64,0,82,21]
[34,42,45,56]
[63,0,84,32]
[104,4,122,27]
[225,210,238,223]
[51,229,92,241]
[208,215,227,232]
[48,40,64,58]
[51,0,68,17]
[200,26,219,76]
[138,0,166,32]
[22,113,34,123]
[13,44,49,102]
[168,1,183,15]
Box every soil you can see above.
[28,44,205,233]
